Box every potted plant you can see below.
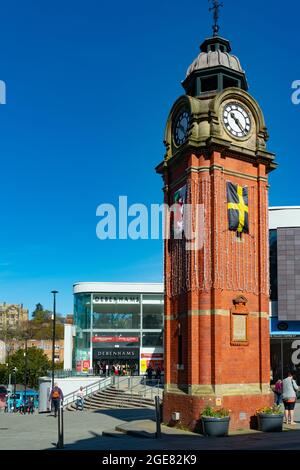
[256,404,284,432]
[200,406,230,437]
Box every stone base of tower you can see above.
[163,390,274,431]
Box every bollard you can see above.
[155,395,162,439]
[57,401,64,449]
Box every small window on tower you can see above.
[201,75,218,92]
[223,76,239,89]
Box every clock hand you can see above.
[230,112,245,134]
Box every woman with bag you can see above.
[282,371,299,425]
[274,379,283,405]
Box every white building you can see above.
[73,282,164,375]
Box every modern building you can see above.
[73,282,164,374]
[0,303,28,331]
[269,207,300,382]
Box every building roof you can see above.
[73,282,164,295]
[186,36,244,78]
[269,206,300,229]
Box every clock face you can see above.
[174,111,190,146]
[223,102,251,138]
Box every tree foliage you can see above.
[5,347,51,389]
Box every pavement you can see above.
[2,405,300,450]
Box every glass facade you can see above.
[73,294,91,370]
[73,286,164,374]
[270,337,300,384]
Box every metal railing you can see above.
[62,374,164,408]
[46,369,96,379]
[63,376,113,407]
[112,375,163,405]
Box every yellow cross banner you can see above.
[226,182,249,234]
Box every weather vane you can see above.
[209,0,223,37]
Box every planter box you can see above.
[201,416,230,437]
[257,413,283,432]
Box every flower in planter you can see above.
[256,404,282,415]
[200,405,230,418]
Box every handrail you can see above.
[63,376,113,407]
[46,370,95,379]
[132,377,162,401]
[112,374,163,404]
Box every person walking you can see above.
[274,379,283,405]
[282,371,298,425]
[146,365,153,384]
[50,383,63,417]
[155,366,162,383]
[75,386,84,411]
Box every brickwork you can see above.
[160,147,274,430]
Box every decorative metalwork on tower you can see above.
[209,0,223,37]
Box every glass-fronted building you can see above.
[269,207,300,383]
[73,282,164,375]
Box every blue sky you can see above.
[0,0,298,316]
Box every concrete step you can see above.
[85,395,154,406]
[65,384,158,411]
[102,429,127,438]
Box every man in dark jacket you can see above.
[50,383,63,417]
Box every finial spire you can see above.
[209,0,223,37]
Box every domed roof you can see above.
[186,36,245,78]
[186,49,243,77]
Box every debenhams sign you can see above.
[93,348,139,359]
[93,295,139,304]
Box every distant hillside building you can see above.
[8,338,64,363]
[0,303,28,330]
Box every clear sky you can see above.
[0,0,299,316]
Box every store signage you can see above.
[277,322,288,331]
[141,353,163,358]
[92,336,139,343]
[93,348,140,359]
[93,295,139,304]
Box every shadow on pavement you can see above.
[88,408,155,421]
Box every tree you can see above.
[32,303,51,323]
[8,347,51,389]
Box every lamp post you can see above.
[24,335,28,402]
[51,291,58,390]
[13,367,17,412]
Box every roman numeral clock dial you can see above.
[223,102,251,138]
[173,111,190,147]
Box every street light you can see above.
[13,367,17,412]
[51,290,58,390]
[24,334,28,403]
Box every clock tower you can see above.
[156,25,277,430]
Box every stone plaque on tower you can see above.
[156,6,277,430]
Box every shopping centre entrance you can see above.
[93,347,140,375]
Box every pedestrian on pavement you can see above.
[75,386,84,411]
[50,383,63,417]
[155,366,162,383]
[274,379,283,405]
[282,371,298,425]
[146,365,153,384]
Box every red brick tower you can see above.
[156,32,277,430]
